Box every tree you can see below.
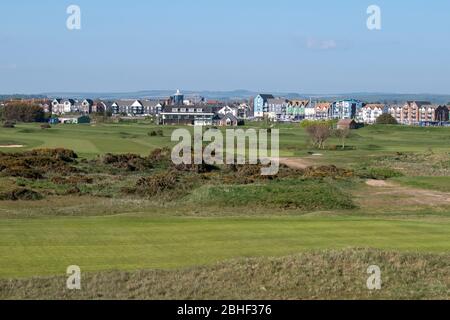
[376,114,398,125]
[306,123,332,149]
[3,103,45,122]
[334,128,350,150]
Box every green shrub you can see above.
[148,129,164,137]
[357,167,404,180]
[376,114,398,125]
[0,188,43,201]
[2,121,15,128]
[188,179,356,210]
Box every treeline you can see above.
[0,103,45,122]
[0,95,46,100]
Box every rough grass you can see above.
[1,249,448,300]
[186,179,356,210]
[393,176,450,193]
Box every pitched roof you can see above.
[112,99,136,107]
[362,103,385,110]
[139,100,160,108]
[407,101,432,107]
[218,113,238,121]
[258,94,275,100]
[315,102,331,110]
[267,98,287,105]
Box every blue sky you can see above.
[1,0,449,94]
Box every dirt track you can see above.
[365,179,450,206]
[278,157,314,169]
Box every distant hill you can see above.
[3,90,450,104]
[0,94,47,101]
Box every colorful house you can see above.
[253,94,274,118]
[330,99,363,120]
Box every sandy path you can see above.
[365,179,450,205]
[0,145,24,148]
[277,157,313,169]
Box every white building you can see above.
[357,104,388,124]
[51,99,78,115]
[111,100,162,116]
[217,105,238,117]
[304,103,316,120]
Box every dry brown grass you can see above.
[1,249,448,300]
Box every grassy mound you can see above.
[1,249,447,300]
[187,179,356,210]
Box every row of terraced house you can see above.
[46,90,252,126]
[43,94,450,127]
[253,94,450,125]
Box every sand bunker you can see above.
[0,145,24,148]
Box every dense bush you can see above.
[3,103,45,122]
[0,148,79,179]
[101,153,154,171]
[2,121,15,128]
[376,114,398,125]
[0,188,43,201]
[302,165,354,178]
[27,148,78,160]
[357,167,404,180]
[133,171,178,196]
[148,148,171,163]
[300,119,337,129]
[148,129,164,137]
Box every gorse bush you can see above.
[0,188,43,201]
[101,153,154,172]
[0,148,79,180]
[132,171,178,197]
[148,129,164,137]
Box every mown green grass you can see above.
[0,216,449,279]
[1,123,450,161]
